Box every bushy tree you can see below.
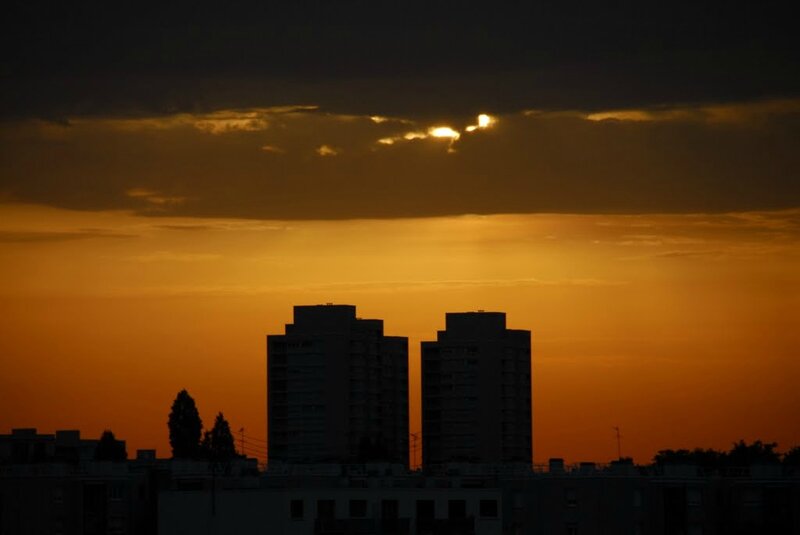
[727,439,780,465]
[94,430,127,462]
[783,446,800,466]
[205,412,238,462]
[654,440,783,469]
[168,389,203,458]
[653,448,723,469]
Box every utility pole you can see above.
[239,427,245,456]
[613,426,622,459]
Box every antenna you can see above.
[613,426,622,459]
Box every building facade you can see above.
[158,461,800,535]
[0,428,260,535]
[421,312,531,467]
[267,305,409,465]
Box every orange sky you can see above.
[3,4,799,471]
[1,203,798,465]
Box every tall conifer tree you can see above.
[168,389,203,458]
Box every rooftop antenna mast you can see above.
[613,426,622,459]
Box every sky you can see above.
[1,2,798,465]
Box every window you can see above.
[565,488,577,508]
[108,517,125,535]
[317,499,335,519]
[382,499,399,519]
[349,499,367,518]
[290,499,304,519]
[742,488,761,507]
[448,499,466,519]
[633,489,642,508]
[687,488,702,507]
[416,499,435,520]
[479,499,498,518]
[566,523,578,535]
[108,483,123,502]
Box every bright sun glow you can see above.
[465,113,496,133]
[428,126,460,140]
[378,115,496,148]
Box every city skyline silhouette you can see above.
[2,303,798,534]
[2,300,797,468]
[2,268,799,467]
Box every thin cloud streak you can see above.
[0,230,137,243]
[96,277,630,298]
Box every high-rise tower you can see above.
[267,305,409,465]
[421,312,531,467]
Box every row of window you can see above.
[289,498,498,520]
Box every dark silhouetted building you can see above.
[157,460,800,534]
[267,304,409,465]
[0,428,259,535]
[422,312,531,467]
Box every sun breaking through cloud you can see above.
[374,114,497,150]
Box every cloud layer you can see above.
[1,101,798,219]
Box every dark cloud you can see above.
[1,103,798,219]
[2,2,798,120]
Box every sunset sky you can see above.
[1,2,798,465]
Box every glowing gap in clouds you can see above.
[375,113,495,149]
[428,126,460,140]
[316,144,339,156]
[466,113,496,132]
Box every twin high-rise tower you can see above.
[267,305,409,465]
[422,312,532,466]
[266,304,532,468]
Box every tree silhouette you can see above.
[200,430,213,459]
[783,446,800,466]
[727,439,780,466]
[168,389,203,459]
[94,430,127,461]
[205,412,238,462]
[653,448,723,469]
[654,440,783,469]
